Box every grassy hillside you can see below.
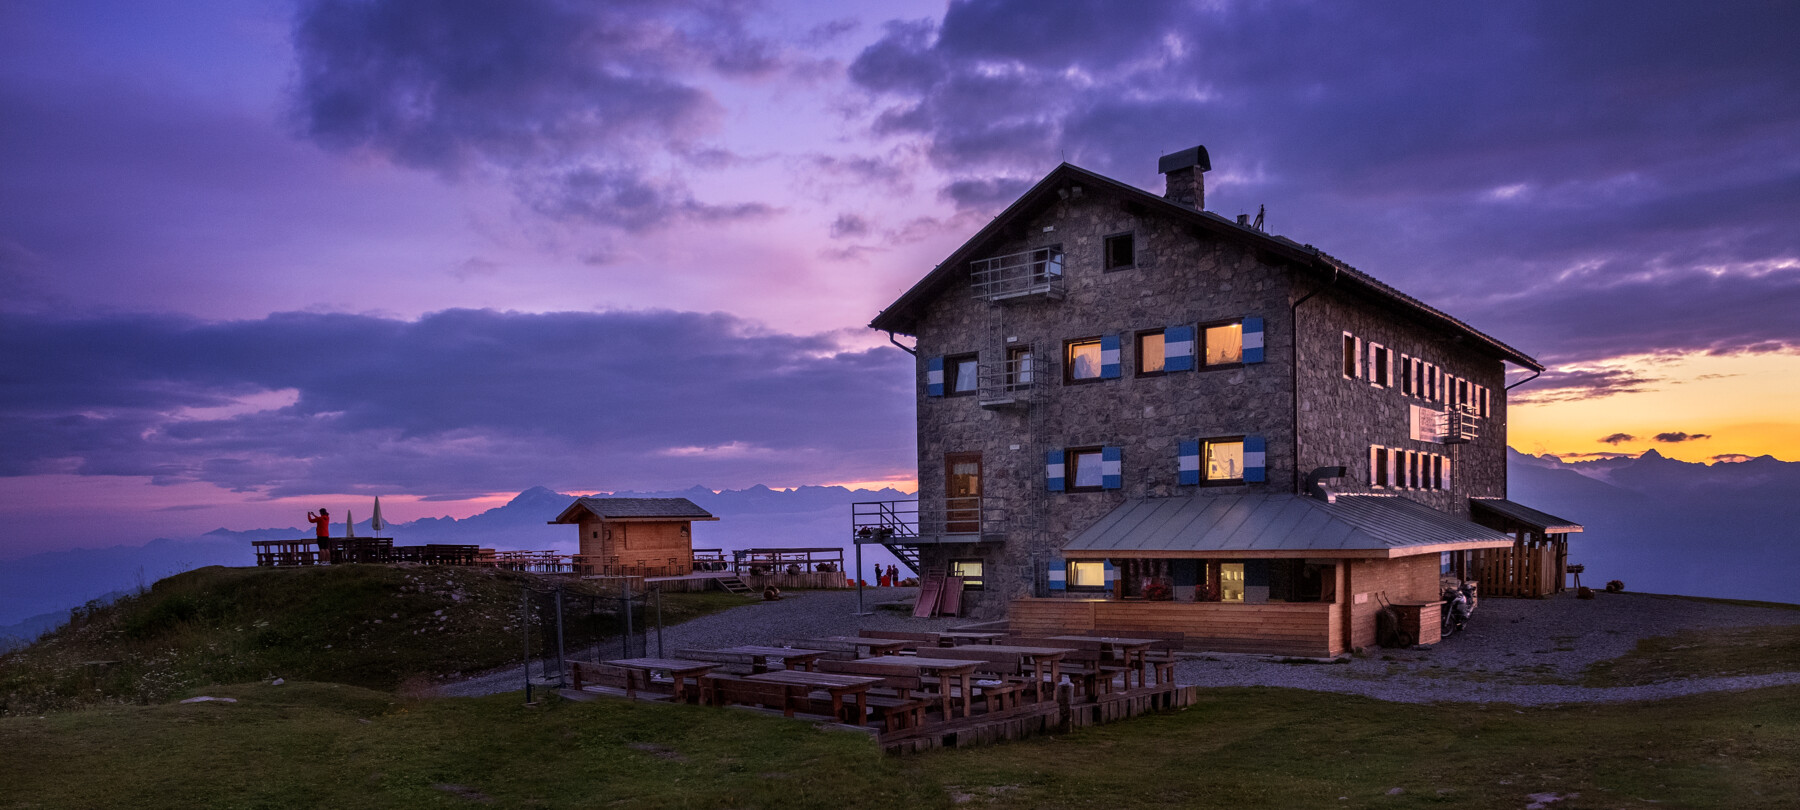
[1,681,1795,809]
[0,564,743,716]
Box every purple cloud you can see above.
[289,0,782,231]
[848,1,1800,365]
[0,309,915,498]
[1655,432,1712,443]
[1598,433,1636,445]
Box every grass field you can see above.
[1,680,1795,809]
[0,565,746,715]
[1583,624,1800,687]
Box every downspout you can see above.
[1504,367,1541,391]
[886,330,917,356]
[1290,260,1340,493]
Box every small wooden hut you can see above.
[549,497,718,577]
[1467,498,1583,597]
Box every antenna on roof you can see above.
[1252,204,1265,231]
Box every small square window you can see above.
[1104,232,1135,270]
[1373,446,1389,488]
[1066,446,1105,491]
[1343,333,1360,378]
[1136,330,1166,375]
[1065,337,1104,383]
[1068,560,1106,589]
[950,559,985,590]
[946,353,978,395]
[1204,438,1244,483]
[1202,321,1243,366]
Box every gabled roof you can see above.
[1060,493,1516,559]
[870,162,1542,371]
[548,497,718,525]
[1470,498,1583,533]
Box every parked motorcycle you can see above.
[1440,581,1477,636]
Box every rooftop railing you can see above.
[976,353,1048,408]
[970,247,1065,301]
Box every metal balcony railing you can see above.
[976,353,1049,408]
[970,247,1065,301]
[852,497,1008,541]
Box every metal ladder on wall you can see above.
[987,293,1054,596]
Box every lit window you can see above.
[1202,322,1243,366]
[1067,447,1105,491]
[1068,560,1106,588]
[947,353,978,394]
[1065,338,1103,382]
[1104,232,1135,270]
[1205,439,1244,483]
[1137,330,1166,375]
[1219,563,1245,602]
[950,559,984,590]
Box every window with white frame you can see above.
[1343,333,1362,379]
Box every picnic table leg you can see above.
[854,690,867,726]
[937,674,952,721]
[1049,661,1061,702]
[960,673,972,718]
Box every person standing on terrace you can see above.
[306,508,330,539]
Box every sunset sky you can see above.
[3,1,1798,558]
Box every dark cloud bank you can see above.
[290,0,779,231]
[849,1,1800,374]
[0,309,914,498]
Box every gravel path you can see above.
[1174,591,1800,705]
[435,588,1800,704]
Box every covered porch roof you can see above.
[1061,493,1516,560]
[1469,498,1584,534]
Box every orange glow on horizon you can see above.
[1509,349,1800,463]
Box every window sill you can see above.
[1197,362,1245,372]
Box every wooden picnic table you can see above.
[745,670,884,725]
[855,655,981,719]
[608,658,717,703]
[705,645,828,673]
[938,631,1005,645]
[795,636,909,657]
[938,644,1071,701]
[1047,635,1159,687]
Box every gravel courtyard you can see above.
[439,587,1800,704]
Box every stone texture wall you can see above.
[1294,283,1510,513]
[912,186,1300,617]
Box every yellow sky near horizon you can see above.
[1509,349,1800,463]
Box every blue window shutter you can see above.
[1100,333,1121,378]
[1164,325,1194,372]
[1243,434,1266,482]
[1242,316,1265,364]
[1178,439,1200,485]
[1046,449,1065,492]
[926,356,945,397]
[1103,560,1116,588]
[1048,559,1066,592]
[1101,446,1123,489]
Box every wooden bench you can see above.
[568,661,664,699]
[700,674,813,718]
[1004,637,1128,697]
[1087,630,1185,686]
[858,629,943,650]
[927,648,1037,707]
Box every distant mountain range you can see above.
[5,452,1796,633]
[1507,448,1800,604]
[0,485,912,627]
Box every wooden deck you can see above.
[1011,598,1340,657]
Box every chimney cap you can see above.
[1157,145,1211,174]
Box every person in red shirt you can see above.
[307,508,330,539]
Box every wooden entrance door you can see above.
[945,452,982,534]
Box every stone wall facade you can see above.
[911,185,1300,617]
[903,179,1517,620]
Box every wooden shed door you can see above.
[945,452,982,534]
